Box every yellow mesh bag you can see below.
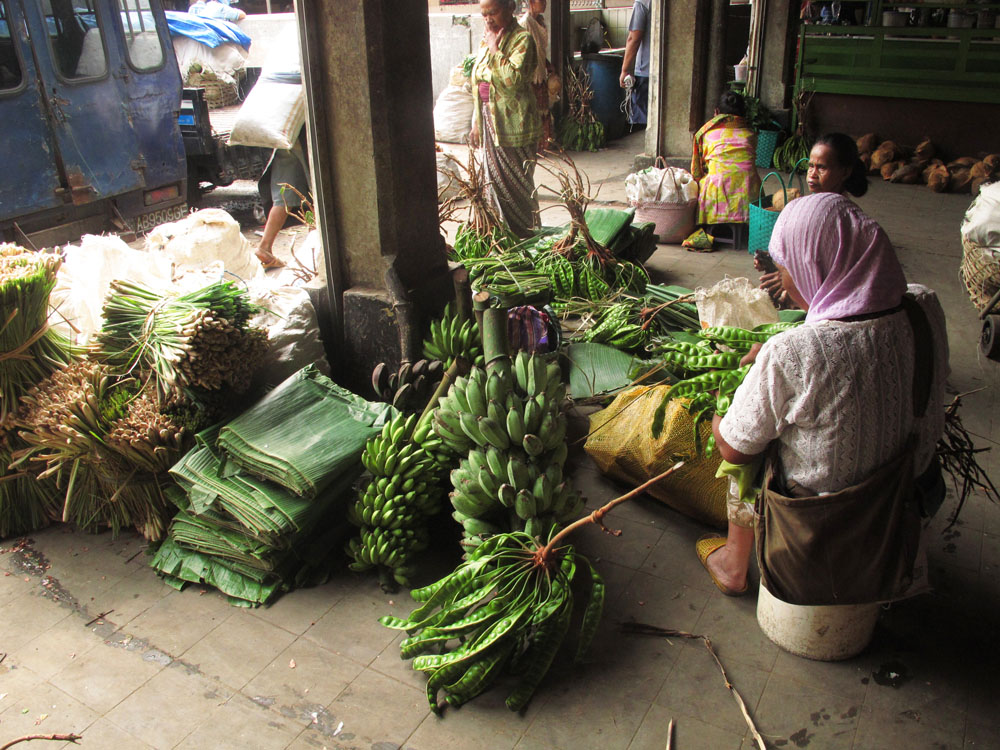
[584,385,727,529]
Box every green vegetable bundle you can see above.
[13,360,188,539]
[381,530,603,713]
[0,431,60,539]
[96,279,266,403]
[650,321,802,453]
[0,244,76,429]
[558,65,605,152]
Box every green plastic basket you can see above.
[748,171,786,255]
[755,128,780,168]
[747,159,809,255]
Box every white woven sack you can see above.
[50,235,173,344]
[961,181,1000,250]
[626,165,698,204]
[145,208,256,281]
[247,283,330,390]
[437,151,463,203]
[434,84,474,144]
[228,79,305,149]
[228,26,304,149]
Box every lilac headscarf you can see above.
[768,192,907,322]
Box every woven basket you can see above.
[748,159,808,254]
[756,128,780,168]
[748,171,786,254]
[187,71,240,109]
[631,160,697,244]
[960,236,1000,312]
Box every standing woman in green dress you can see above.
[470,0,543,239]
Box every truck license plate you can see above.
[134,203,188,233]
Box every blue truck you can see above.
[0,0,267,245]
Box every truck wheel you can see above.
[980,315,1000,361]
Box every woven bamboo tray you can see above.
[959,236,1000,312]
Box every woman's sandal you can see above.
[256,253,285,270]
[695,535,749,597]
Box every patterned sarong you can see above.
[480,112,539,239]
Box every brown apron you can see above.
[753,295,933,606]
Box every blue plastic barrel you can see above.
[579,53,628,141]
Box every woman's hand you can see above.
[485,27,501,53]
[758,270,783,297]
[469,126,479,149]
[740,342,764,367]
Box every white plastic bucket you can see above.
[756,583,879,661]
[734,64,748,82]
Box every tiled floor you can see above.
[2,132,998,749]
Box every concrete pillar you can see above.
[704,0,729,123]
[297,0,451,390]
[642,0,712,165]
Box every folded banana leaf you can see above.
[584,207,636,247]
[150,537,284,607]
[217,365,393,498]
[565,342,640,399]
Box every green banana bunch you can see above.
[380,531,605,714]
[347,410,447,589]
[422,303,485,369]
[371,358,444,413]
[434,351,584,550]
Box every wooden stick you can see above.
[665,718,675,750]
[84,610,113,628]
[624,623,766,750]
[0,734,82,750]
[538,461,685,563]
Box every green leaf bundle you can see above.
[0,244,76,429]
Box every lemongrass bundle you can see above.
[0,243,77,429]
[96,279,266,401]
[14,359,179,540]
[0,431,60,539]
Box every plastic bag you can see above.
[626,163,699,205]
[145,208,257,280]
[228,27,304,149]
[246,283,330,390]
[695,276,778,330]
[50,235,173,344]
[961,181,1000,249]
[433,83,475,144]
[584,386,727,528]
[172,36,247,81]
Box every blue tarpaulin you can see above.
[164,11,251,50]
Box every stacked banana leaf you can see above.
[151,365,395,606]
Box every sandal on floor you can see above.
[696,534,749,597]
[256,253,285,269]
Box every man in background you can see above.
[619,0,650,127]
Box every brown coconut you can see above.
[891,163,923,184]
[949,169,973,193]
[881,160,904,181]
[860,152,872,171]
[921,158,945,183]
[914,137,935,161]
[927,165,950,192]
[856,133,878,155]
[972,177,989,198]
[772,187,801,211]
[983,154,1000,173]
[871,141,899,170]
[971,161,992,181]
[947,157,977,172]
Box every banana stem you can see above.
[414,359,466,436]
[535,461,686,566]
